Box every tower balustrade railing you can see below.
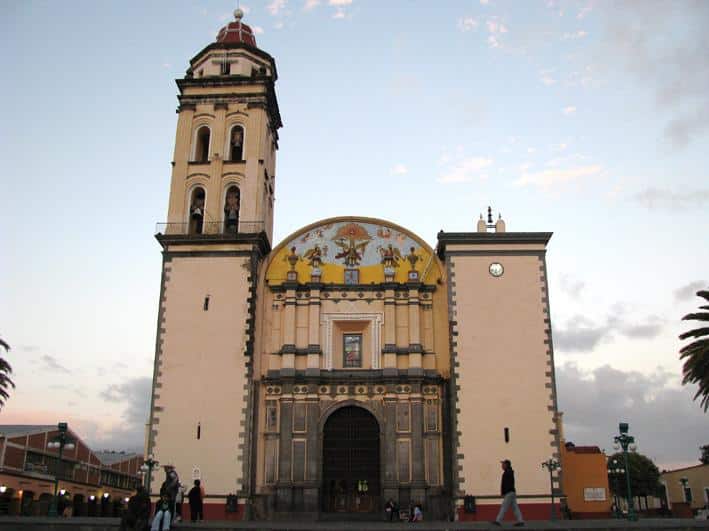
[155,220,265,237]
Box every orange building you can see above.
[559,441,612,519]
[0,425,143,517]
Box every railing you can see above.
[155,220,265,236]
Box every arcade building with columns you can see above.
[147,10,561,521]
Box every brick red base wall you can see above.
[180,502,244,521]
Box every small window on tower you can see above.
[189,187,206,235]
[220,61,231,75]
[223,186,240,234]
[229,126,244,161]
[194,126,211,163]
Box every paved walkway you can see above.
[0,517,708,530]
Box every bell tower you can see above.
[147,9,281,516]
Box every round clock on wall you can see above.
[489,262,504,277]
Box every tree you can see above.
[0,337,14,409]
[607,452,661,510]
[679,289,709,412]
[700,445,709,465]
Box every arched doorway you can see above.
[322,405,380,513]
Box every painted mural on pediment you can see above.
[266,219,441,286]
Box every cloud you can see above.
[557,363,706,468]
[674,281,708,302]
[458,17,479,32]
[514,164,601,188]
[40,355,71,374]
[577,5,592,19]
[485,16,508,48]
[553,307,664,354]
[632,187,709,211]
[390,164,408,176]
[95,377,152,451]
[562,30,588,40]
[19,345,39,352]
[562,105,577,115]
[267,0,286,16]
[539,69,556,86]
[559,274,586,299]
[665,106,709,148]
[438,157,493,184]
[329,0,352,4]
[332,9,346,19]
[480,0,489,4]
[554,316,608,352]
[597,2,709,148]
[304,0,319,8]
[253,26,264,35]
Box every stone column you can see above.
[307,287,321,375]
[383,287,397,374]
[382,394,399,503]
[281,285,297,375]
[408,287,422,374]
[277,396,294,510]
[304,395,320,511]
[410,394,426,503]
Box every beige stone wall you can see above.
[166,83,277,242]
[149,253,252,496]
[449,250,557,500]
[661,464,709,509]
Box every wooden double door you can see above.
[322,406,380,513]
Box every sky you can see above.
[1,1,707,470]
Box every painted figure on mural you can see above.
[304,245,323,268]
[406,246,420,270]
[334,223,371,267]
[379,244,402,268]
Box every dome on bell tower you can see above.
[216,8,257,47]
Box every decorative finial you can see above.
[487,206,493,224]
[498,213,502,220]
[234,7,244,21]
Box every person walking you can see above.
[188,479,204,522]
[492,459,524,527]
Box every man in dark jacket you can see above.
[492,459,524,527]
[187,479,204,522]
[120,486,151,531]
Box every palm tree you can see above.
[679,289,709,412]
[0,337,14,409]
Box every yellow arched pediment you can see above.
[266,217,442,286]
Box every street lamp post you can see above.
[140,455,159,496]
[613,422,637,521]
[606,457,625,517]
[47,422,75,517]
[541,458,561,520]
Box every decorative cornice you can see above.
[156,231,271,257]
[436,231,552,258]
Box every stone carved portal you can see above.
[322,406,380,513]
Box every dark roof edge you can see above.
[188,42,278,81]
[436,231,552,258]
[156,231,271,257]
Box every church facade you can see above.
[147,11,561,521]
